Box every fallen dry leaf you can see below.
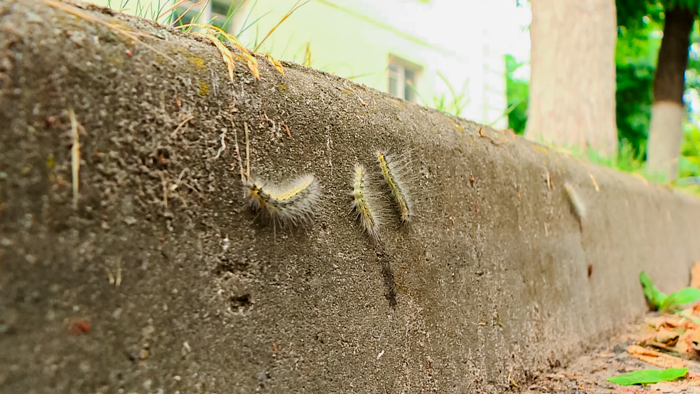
[692,328,700,351]
[646,316,668,329]
[665,315,688,328]
[646,314,688,329]
[628,345,665,357]
[627,345,686,368]
[675,328,695,354]
[656,327,681,344]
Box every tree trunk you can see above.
[646,6,697,182]
[526,0,618,158]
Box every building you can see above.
[90,0,509,127]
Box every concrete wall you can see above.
[1,1,700,393]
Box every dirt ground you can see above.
[525,318,700,393]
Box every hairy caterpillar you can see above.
[376,150,413,223]
[564,182,585,228]
[351,164,382,239]
[235,122,321,232]
[244,174,320,229]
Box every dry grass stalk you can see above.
[253,0,310,52]
[39,0,175,62]
[177,23,261,81]
[69,108,80,210]
[263,53,285,76]
[166,0,206,26]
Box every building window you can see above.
[388,57,420,102]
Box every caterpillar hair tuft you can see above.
[244,174,321,229]
[376,150,413,224]
[351,164,383,240]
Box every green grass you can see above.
[536,133,700,197]
[417,72,470,117]
[578,139,647,176]
[106,0,172,22]
[102,0,273,47]
[640,271,700,312]
[433,71,470,117]
[536,137,647,175]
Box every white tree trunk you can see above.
[645,6,696,182]
[647,102,685,181]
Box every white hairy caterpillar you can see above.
[244,174,320,228]
[351,164,382,239]
[376,150,413,224]
[234,122,321,231]
[564,182,586,228]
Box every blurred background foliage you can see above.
[506,0,700,190]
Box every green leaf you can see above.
[640,271,667,310]
[607,368,688,386]
[661,287,700,311]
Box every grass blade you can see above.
[236,0,259,36]
[238,12,272,37]
[253,0,309,52]
[303,42,311,66]
[169,0,207,28]
[220,0,246,31]
[158,0,190,20]
[39,0,175,62]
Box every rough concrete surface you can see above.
[1,1,700,393]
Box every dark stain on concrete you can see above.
[378,251,398,309]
